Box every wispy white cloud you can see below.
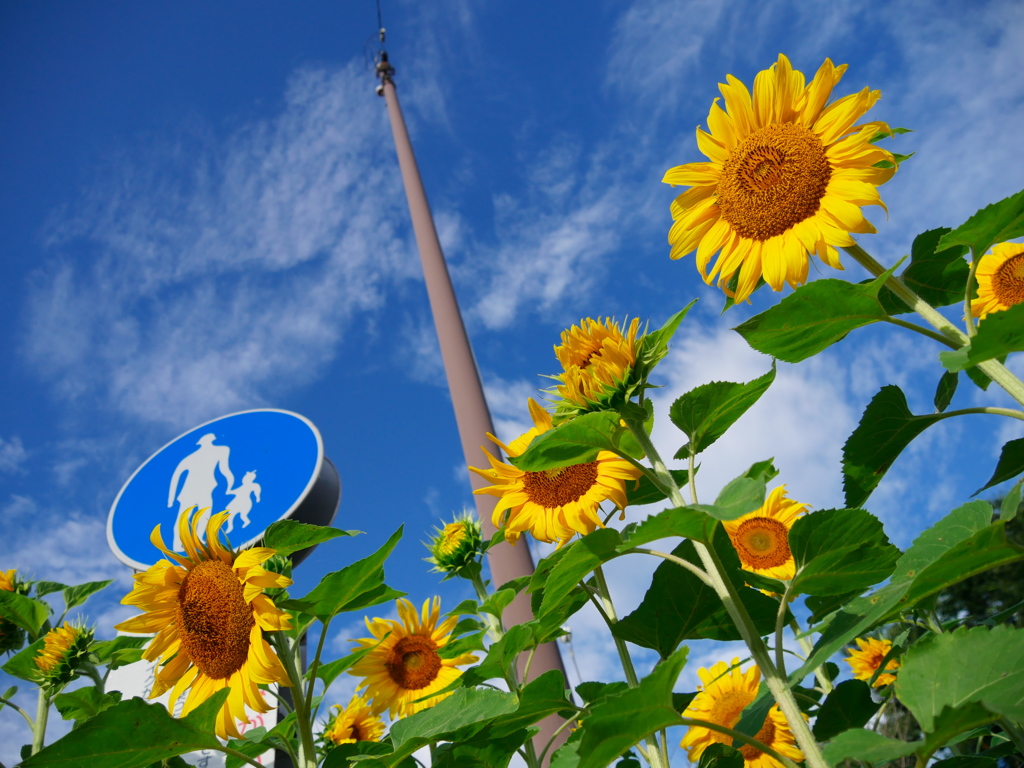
[25,63,418,428]
[0,436,28,473]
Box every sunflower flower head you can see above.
[681,659,804,768]
[722,485,808,581]
[34,622,93,690]
[424,512,484,579]
[349,597,478,719]
[468,399,643,548]
[321,693,386,749]
[845,636,899,687]
[0,569,29,654]
[550,317,642,419]
[664,53,896,304]
[971,241,1024,320]
[114,508,293,739]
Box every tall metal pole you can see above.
[375,50,567,756]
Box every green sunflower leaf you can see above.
[536,529,622,619]
[33,581,70,598]
[794,501,1024,682]
[614,531,780,655]
[733,271,895,363]
[696,744,743,768]
[789,508,900,596]
[387,687,520,763]
[670,364,776,457]
[1002,477,1024,522]
[2,637,45,682]
[576,649,688,768]
[820,729,918,766]
[625,469,692,506]
[262,520,354,556]
[431,729,532,768]
[842,385,946,508]
[310,644,376,688]
[940,302,1024,371]
[90,636,148,671]
[510,411,641,471]
[62,580,113,612]
[53,686,123,723]
[635,302,698,374]
[0,590,51,636]
[896,625,1024,746]
[622,505,714,547]
[934,370,959,412]
[691,461,773,521]
[484,669,572,738]
[937,188,1024,258]
[288,526,404,621]
[19,692,228,768]
[812,680,881,742]
[973,438,1024,496]
[877,228,970,314]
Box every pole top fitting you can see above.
[375,50,395,96]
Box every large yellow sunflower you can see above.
[553,317,640,411]
[845,636,899,687]
[323,693,386,746]
[722,485,807,581]
[349,597,477,719]
[468,398,643,548]
[681,659,804,768]
[971,241,1024,320]
[115,509,293,739]
[663,53,896,303]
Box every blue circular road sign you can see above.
[108,409,337,570]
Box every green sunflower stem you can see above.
[790,619,833,695]
[31,689,48,756]
[273,632,318,768]
[467,565,505,643]
[678,716,801,768]
[592,565,667,768]
[843,243,1024,408]
[624,422,829,768]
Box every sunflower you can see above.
[845,636,899,687]
[971,241,1024,320]
[663,53,896,303]
[115,509,293,739]
[349,597,477,719]
[553,317,640,415]
[322,693,386,746]
[722,486,807,581]
[424,512,483,577]
[468,398,643,548]
[0,569,15,592]
[681,659,804,768]
[34,622,93,689]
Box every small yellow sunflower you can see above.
[115,509,293,739]
[349,597,477,719]
[722,486,807,581]
[323,693,386,746]
[468,398,643,548]
[0,569,15,592]
[681,659,804,768]
[553,317,640,413]
[971,241,1024,320]
[845,636,899,687]
[663,53,896,303]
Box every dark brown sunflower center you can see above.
[385,635,442,690]
[522,463,600,508]
[993,252,1024,307]
[733,517,791,570]
[739,714,778,759]
[716,122,832,241]
[176,559,254,680]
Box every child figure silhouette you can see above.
[225,470,261,534]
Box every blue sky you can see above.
[2,0,1023,763]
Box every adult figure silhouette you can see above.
[167,433,235,550]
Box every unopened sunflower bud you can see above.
[35,622,93,689]
[424,512,483,578]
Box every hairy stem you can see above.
[31,689,49,756]
[625,422,829,768]
[631,548,713,585]
[790,620,833,695]
[880,316,959,348]
[273,633,318,768]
